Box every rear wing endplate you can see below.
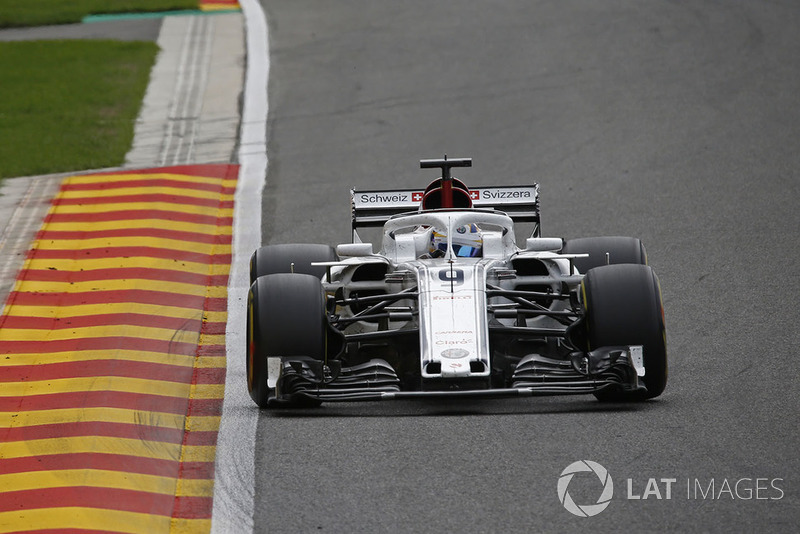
[350,184,540,240]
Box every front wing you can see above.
[264,345,646,406]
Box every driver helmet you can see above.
[430,223,483,257]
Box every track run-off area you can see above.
[0,165,237,531]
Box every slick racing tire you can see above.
[581,264,667,401]
[247,273,327,408]
[562,236,647,274]
[249,243,337,285]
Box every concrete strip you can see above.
[195,14,245,164]
[0,172,77,311]
[126,13,244,168]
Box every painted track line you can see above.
[211,0,268,532]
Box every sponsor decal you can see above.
[434,330,473,335]
[432,295,472,301]
[359,192,411,204]
[479,189,533,200]
[438,268,465,286]
[435,338,472,346]
[355,187,538,206]
[441,348,470,359]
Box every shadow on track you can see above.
[261,397,666,419]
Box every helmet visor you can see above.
[453,244,481,257]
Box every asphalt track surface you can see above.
[253,1,800,532]
[0,19,163,42]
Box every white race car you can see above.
[246,157,667,407]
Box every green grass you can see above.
[0,40,159,179]
[0,0,198,28]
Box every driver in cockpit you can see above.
[416,174,483,258]
[428,223,483,258]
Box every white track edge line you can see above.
[212,1,268,532]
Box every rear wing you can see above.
[350,184,540,241]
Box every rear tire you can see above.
[562,236,647,273]
[581,264,667,401]
[250,243,337,285]
[247,273,327,408]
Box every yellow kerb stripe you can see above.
[0,351,225,369]
[32,237,231,255]
[0,470,212,497]
[0,304,227,323]
[200,4,240,12]
[1,376,195,398]
[174,478,214,498]
[196,355,227,369]
[56,186,234,202]
[1,379,224,400]
[66,172,236,188]
[20,257,231,276]
[0,437,214,461]
[43,220,232,235]
[8,279,229,298]
[190,384,226,400]
[0,408,219,432]
[0,507,173,534]
[171,517,213,534]
[48,202,234,217]
[0,324,202,343]
[0,407,184,430]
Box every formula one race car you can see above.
[246,157,667,408]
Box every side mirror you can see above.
[336,243,374,257]
[524,238,563,252]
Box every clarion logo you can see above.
[481,189,532,199]
[359,193,409,203]
[435,339,472,345]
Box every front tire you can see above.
[247,273,328,408]
[581,264,668,401]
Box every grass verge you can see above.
[0,40,158,179]
[0,0,198,28]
